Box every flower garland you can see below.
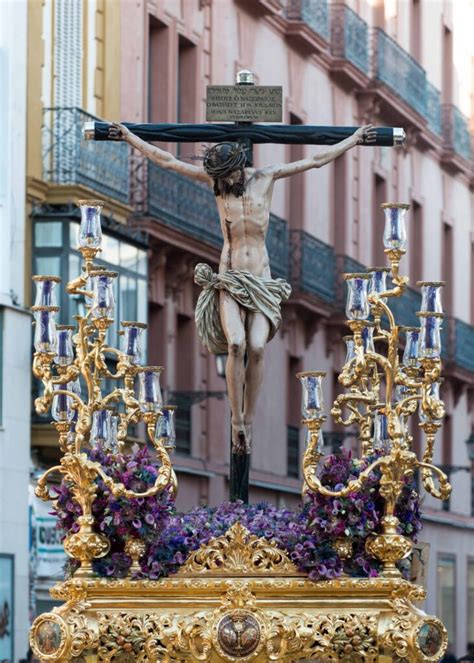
[53,446,422,581]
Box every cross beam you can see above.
[84,121,405,147]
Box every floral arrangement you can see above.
[53,446,422,581]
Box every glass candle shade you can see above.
[78,200,104,249]
[156,406,176,446]
[52,383,75,423]
[91,409,112,448]
[54,326,75,366]
[32,306,59,353]
[367,267,390,301]
[418,313,444,359]
[343,336,356,365]
[305,427,324,453]
[121,322,147,364]
[381,203,409,251]
[419,381,442,424]
[90,270,117,319]
[108,414,119,453]
[138,367,163,413]
[418,281,444,314]
[361,324,375,354]
[344,274,371,320]
[297,371,325,420]
[32,275,61,307]
[402,327,420,367]
[373,412,390,453]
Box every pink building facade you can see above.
[118,1,474,655]
[27,0,474,657]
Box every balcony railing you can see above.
[286,0,330,40]
[374,29,427,119]
[426,82,442,136]
[331,4,369,74]
[290,230,335,303]
[147,163,289,279]
[387,285,422,329]
[42,107,130,204]
[442,104,472,162]
[454,319,474,373]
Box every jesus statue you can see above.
[109,122,376,453]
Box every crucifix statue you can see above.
[86,70,404,500]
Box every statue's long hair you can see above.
[203,142,248,197]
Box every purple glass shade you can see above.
[367,267,389,300]
[78,200,104,249]
[343,336,355,364]
[418,314,443,359]
[361,325,375,354]
[418,282,444,314]
[121,322,146,364]
[54,326,74,366]
[344,274,370,320]
[90,270,117,318]
[382,204,409,251]
[373,412,390,452]
[33,306,59,353]
[52,384,75,423]
[297,371,325,420]
[156,406,176,444]
[33,276,61,307]
[138,368,163,412]
[91,409,111,447]
[402,327,420,367]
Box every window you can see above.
[410,0,421,62]
[33,219,148,335]
[287,355,301,477]
[288,114,305,229]
[287,426,299,478]
[468,559,474,648]
[437,556,456,645]
[174,394,192,456]
[373,175,387,266]
[409,201,422,284]
[442,223,453,314]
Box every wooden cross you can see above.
[84,71,404,503]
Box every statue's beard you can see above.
[214,170,245,197]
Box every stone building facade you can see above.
[24,0,474,657]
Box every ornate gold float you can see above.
[30,201,450,662]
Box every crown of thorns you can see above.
[203,142,247,178]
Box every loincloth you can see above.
[194,263,292,354]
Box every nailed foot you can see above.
[232,423,251,454]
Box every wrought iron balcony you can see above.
[454,319,474,373]
[330,4,369,74]
[442,104,472,162]
[374,29,427,119]
[290,230,335,303]
[426,82,442,137]
[147,163,289,279]
[286,0,330,41]
[388,285,422,329]
[42,107,130,204]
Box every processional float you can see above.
[30,76,450,662]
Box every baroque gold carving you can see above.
[178,522,300,576]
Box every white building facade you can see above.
[0,0,32,660]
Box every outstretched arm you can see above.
[109,123,212,184]
[263,124,377,181]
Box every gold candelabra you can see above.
[299,202,451,578]
[32,200,177,578]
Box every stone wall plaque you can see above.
[206,85,283,122]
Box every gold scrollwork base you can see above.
[30,526,447,662]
